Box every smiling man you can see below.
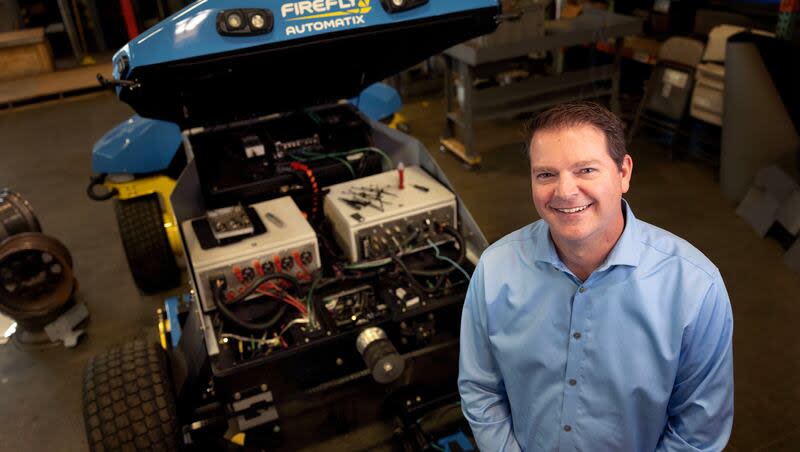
[458,102,733,451]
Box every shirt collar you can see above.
[531,199,642,271]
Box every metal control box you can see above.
[324,166,457,263]
[182,196,319,312]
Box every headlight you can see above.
[217,9,273,36]
[249,13,266,30]
[226,12,244,29]
[381,0,428,13]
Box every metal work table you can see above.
[440,8,643,166]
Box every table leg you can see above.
[610,36,623,115]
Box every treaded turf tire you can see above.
[115,194,180,293]
[83,339,179,452]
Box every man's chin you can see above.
[548,224,592,245]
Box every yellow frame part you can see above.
[104,175,183,257]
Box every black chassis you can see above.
[167,121,489,449]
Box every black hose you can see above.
[212,273,299,332]
[86,174,117,201]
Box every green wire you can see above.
[429,443,445,452]
[288,146,394,171]
[343,257,393,270]
[345,146,394,168]
[306,273,322,328]
[330,156,356,178]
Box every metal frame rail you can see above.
[440,9,643,167]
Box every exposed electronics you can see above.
[190,103,382,208]
[182,196,319,312]
[324,166,457,263]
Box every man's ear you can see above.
[620,154,633,194]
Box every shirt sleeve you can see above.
[458,261,523,452]
[656,272,734,452]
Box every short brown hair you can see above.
[524,102,627,168]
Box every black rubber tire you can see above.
[83,339,180,452]
[114,194,180,293]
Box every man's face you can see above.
[529,124,633,246]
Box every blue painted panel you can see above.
[350,82,402,122]
[113,0,499,76]
[92,115,182,174]
[436,431,475,452]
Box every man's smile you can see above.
[550,203,593,214]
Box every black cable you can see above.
[212,273,299,331]
[408,224,466,277]
[393,255,446,294]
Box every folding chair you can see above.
[627,37,705,154]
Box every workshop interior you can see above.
[1,0,799,451]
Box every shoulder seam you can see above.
[637,238,718,280]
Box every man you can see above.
[458,102,733,451]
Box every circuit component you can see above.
[323,166,457,263]
[206,205,254,241]
[182,197,320,312]
[321,285,388,329]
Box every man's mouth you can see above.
[550,203,592,214]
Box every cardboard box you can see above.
[0,28,54,82]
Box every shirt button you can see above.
[578,287,587,293]
[569,379,577,386]
[573,332,581,339]
[564,425,572,432]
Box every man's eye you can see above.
[536,173,554,179]
[579,168,596,174]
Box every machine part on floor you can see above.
[83,339,179,452]
[43,302,89,348]
[0,189,41,242]
[356,327,404,384]
[115,194,181,293]
[0,231,80,347]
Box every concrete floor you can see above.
[0,92,799,451]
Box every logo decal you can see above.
[281,0,372,36]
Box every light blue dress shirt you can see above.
[459,201,733,452]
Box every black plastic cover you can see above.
[120,8,498,128]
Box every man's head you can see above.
[525,102,633,247]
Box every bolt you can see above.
[400,322,407,329]
[336,358,343,366]
[260,384,268,392]
[234,392,241,401]
[383,362,393,373]
[406,400,412,407]
[304,338,309,343]
[415,396,421,402]
[428,313,434,320]
[327,331,332,336]
[273,425,281,433]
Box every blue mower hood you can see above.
[111,0,499,128]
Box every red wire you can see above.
[256,287,307,314]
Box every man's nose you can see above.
[554,173,579,198]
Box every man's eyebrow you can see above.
[570,159,603,168]
[531,166,557,173]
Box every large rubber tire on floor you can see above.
[83,339,180,451]
[115,194,180,293]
